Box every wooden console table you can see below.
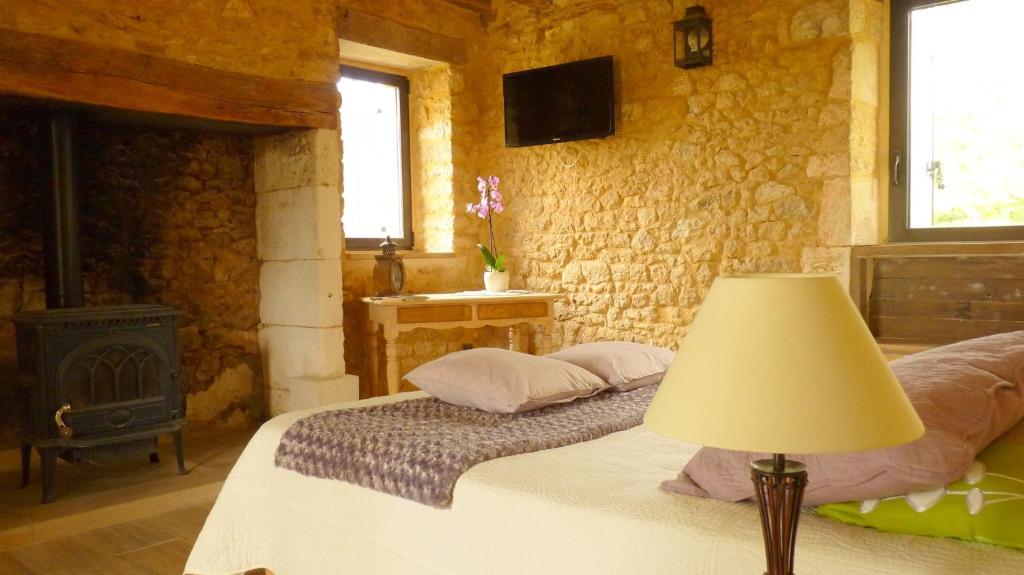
[363,291,558,396]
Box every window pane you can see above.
[339,76,406,240]
[908,0,1024,229]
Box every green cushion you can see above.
[817,426,1024,550]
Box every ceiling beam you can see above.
[0,28,338,130]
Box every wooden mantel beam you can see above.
[509,0,552,8]
[438,0,493,15]
[338,9,468,65]
[0,28,339,131]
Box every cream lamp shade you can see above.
[644,273,924,454]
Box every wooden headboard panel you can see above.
[851,243,1024,345]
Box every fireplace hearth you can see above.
[11,113,186,503]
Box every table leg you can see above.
[537,322,552,355]
[366,320,380,396]
[384,326,400,395]
[508,324,521,352]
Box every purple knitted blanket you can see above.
[274,385,657,508]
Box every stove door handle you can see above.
[55,404,74,439]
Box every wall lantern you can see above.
[674,6,713,69]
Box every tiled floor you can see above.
[0,427,256,575]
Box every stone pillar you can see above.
[802,0,885,292]
[255,129,358,416]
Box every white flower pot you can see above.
[484,271,509,292]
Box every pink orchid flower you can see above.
[468,175,505,262]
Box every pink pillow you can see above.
[547,341,675,391]
[664,331,1024,505]
[405,348,608,414]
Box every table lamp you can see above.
[644,274,924,575]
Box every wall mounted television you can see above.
[503,56,615,148]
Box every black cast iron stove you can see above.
[12,113,186,503]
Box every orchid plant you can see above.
[467,175,506,273]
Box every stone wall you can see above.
[0,110,261,447]
[0,112,47,448]
[78,119,262,427]
[410,65,457,254]
[340,0,883,391]
[1,0,886,408]
[474,0,869,351]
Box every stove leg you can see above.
[172,430,187,475]
[149,437,160,463]
[40,448,57,504]
[19,442,31,488]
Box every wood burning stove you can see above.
[14,306,186,502]
[11,113,186,503]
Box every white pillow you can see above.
[546,341,675,391]
[405,348,608,414]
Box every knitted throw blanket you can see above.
[274,385,658,508]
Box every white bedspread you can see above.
[186,392,1024,575]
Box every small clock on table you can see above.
[372,236,406,296]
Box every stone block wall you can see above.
[473,0,871,351]
[0,110,262,448]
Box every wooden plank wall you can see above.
[870,255,1024,342]
[853,246,1024,343]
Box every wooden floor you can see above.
[0,427,256,575]
[0,503,213,574]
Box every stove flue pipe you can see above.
[45,112,84,309]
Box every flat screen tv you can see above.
[503,56,615,148]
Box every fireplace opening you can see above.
[0,104,263,502]
[14,112,187,503]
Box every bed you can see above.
[186,389,1024,575]
[188,250,1024,574]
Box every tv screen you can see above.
[503,56,615,148]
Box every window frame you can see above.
[889,0,1024,242]
[339,65,414,250]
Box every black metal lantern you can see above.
[674,6,713,69]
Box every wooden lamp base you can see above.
[751,454,808,575]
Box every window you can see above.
[889,0,1024,242]
[339,66,413,249]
